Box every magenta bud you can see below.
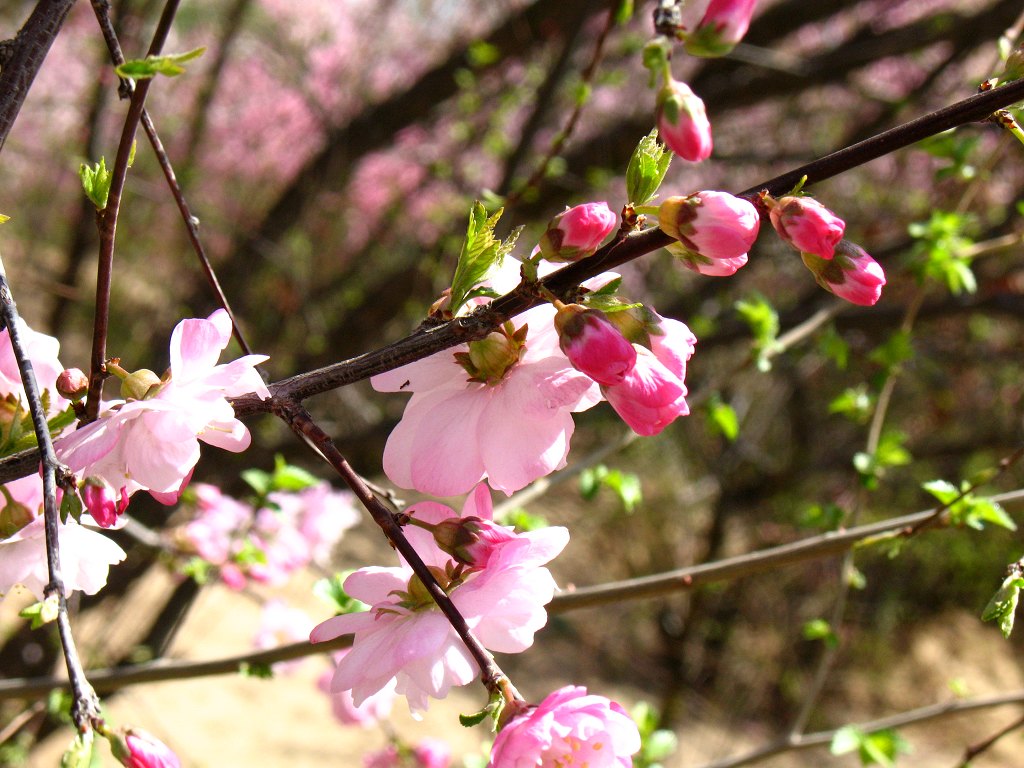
[802,240,886,306]
[655,79,712,162]
[109,728,181,768]
[555,305,637,386]
[769,195,845,259]
[538,202,618,262]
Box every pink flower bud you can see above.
[55,368,89,401]
[668,243,748,275]
[430,515,517,569]
[110,728,180,768]
[659,191,760,261]
[82,477,129,529]
[802,240,886,306]
[488,686,640,767]
[538,202,618,262]
[554,305,637,385]
[685,0,759,57]
[656,79,712,162]
[769,195,845,259]
[602,347,689,436]
[412,738,452,768]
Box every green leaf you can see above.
[799,503,845,531]
[448,203,521,315]
[818,324,849,369]
[706,395,739,441]
[855,431,912,489]
[79,157,112,209]
[60,731,94,768]
[313,572,369,615]
[270,454,319,491]
[982,568,1024,638]
[583,293,643,314]
[579,465,642,513]
[908,209,978,294]
[922,478,1017,531]
[830,725,862,755]
[735,294,779,371]
[459,708,490,727]
[829,385,874,423]
[869,331,914,372]
[115,47,206,79]
[626,129,672,206]
[831,726,910,767]
[59,488,83,525]
[241,468,272,496]
[466,41,500,68]
[495,507,549,532]
[19,594,59,629]
[802,618,838,648]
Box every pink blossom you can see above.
[311,485,568,714]
[372,302,600,497]
[554,305,637,386]
[685,0,759,57]
[538,202,618,262]
[488,686,641,767]
[412,739,451,768]
[647,312,697,382]
[270,482,360,565]
[0,318,66,413]
[602,347,690,436]
[56,310,269,501]
[253,599,315,673]
[0,475,125,600]
[111,728,180,768]
[769,195,845,259]
[659,191,760,261]
[656,79,712,162]
[319,650,398,727]
[669,245,748,276]
[802,241,886,306]
[181,483,253,565]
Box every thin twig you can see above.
[89,0,254,355]
[272,398,522,705]
[0,253,100,731]
[3,488,1024,701]
[954,710,1024,768]
[84,0,183,422]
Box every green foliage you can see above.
[921,479,1016,531]
[583,280,643,316]
[466,41,500,68]
[631,702,678,768]
[799,502,845,531]
[829,385,874,424]
[981,564,1024,638]
[448,203,522,315]
[460,689,504,730]
[313,572,369,615]
[496,507,550,532]
[59,487,83,525]
[817,324,849,370]
[0,394,77,459]
[79,157,112,209]
[917,130,979,181]
[580,464,643,513]
[908,210,977,294]
[802,618,839,648]
[19,594,59,629]
[868,331,914,374]
[734,293,779,371]
[115,47,206,79]
[831,726,911,766]
[705,394,739,441]
[241,454,319,506]
[60,731,95,768]
[626,130,672,206]
[238,661,274,679]
[181,556,212,585]
[614,0,635,25]
[853,431,911,490]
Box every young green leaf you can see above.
[735,294,779,371]
[79,157,112,209]
[626,129,672,206]
[116,47,206,79]
[706,395,739,441]
[313,572,369,615]
[982,562,1024,638]
[448,203,521,315]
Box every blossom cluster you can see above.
[177,480,360,588]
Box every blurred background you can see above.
[2,0,1024,765]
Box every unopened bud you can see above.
[55,368,89,401]
[555,305,637,386]
[538,202,618,263]
[655,79,712,162]
[120,369,162,401]
[109,727,181,768]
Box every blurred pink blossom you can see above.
[685,0,759,57]
[253,599,315,674]
[56,310,269,501]
[311,484,568,714]
[488,686,640,767]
